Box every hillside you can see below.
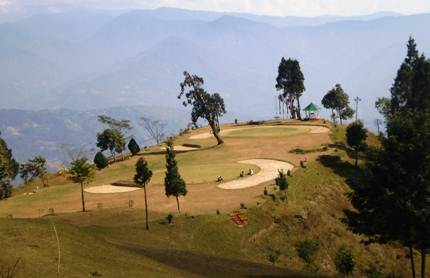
[0,120,423,277]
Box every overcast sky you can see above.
[2,0,430,17]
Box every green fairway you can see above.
[225,126,309,138]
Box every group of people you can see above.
[240,169,254,178]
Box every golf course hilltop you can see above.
[0,119,418,277]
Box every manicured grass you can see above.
[225,126,309,138]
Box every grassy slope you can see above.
[1,121,425,277]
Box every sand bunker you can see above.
[160,145,200,151]
[85,185,141,194]
[217,159,294,190]
[189,125,330,140]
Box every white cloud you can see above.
[9,0,430,16]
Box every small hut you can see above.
[303,103,321,120]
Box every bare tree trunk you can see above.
[338,108,343,125]
[175,196,181,213]
[144,185,149,230]
[296,97,302,120]
[80,182,86,212]
[355,149,359,167]
[421,249,426,278]
[410,244,417,278]
[209,122,224,145]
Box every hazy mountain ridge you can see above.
[1,7,430,162]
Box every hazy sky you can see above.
[2,0,430,17]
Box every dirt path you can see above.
[217,159,294,190]
[85,185,141,194]
[189,125,330,140]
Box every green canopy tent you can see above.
[303,102,321,120]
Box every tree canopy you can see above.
[96,128,126,161]
[0,133,18,200]
[19,156,48,186]
[178,71,226,145]
[69,157,95,212]
[321,84,354,125]
[345,37,430,278]
[276,58,305,120]
[346,121,367,166]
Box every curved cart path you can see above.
[217,159,294,190]
[189,125,330,140]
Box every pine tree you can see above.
[164,141,187,213]
[128,138,141,156]
[345,38,430,278]
[0,132,18,200]
[93,152,109,169]
[134,157,152,230]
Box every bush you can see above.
[167,214,174,224]
[94,152,109,169]
[128,138,141,156]
[263,187,268,195]
[240,203,247,209]
[300,160,307,168]
[275,170,288,191]
[297,239,320,265]
[216,209,220,215]
[267,248,281,264]
[287,169,292,177]
[335,245,355,276]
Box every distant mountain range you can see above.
[1,7,429,163]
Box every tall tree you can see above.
[345,38,430,278]
[69,158,95,212]
[178,71,226,145]
[164,141,187,213]
[346,121,368,166]
[140,117,166,144]
[321,84,354,125]
[19,156,49,187]
[276,58,305,120]
[134,158,153,230]
[0,132,18,200]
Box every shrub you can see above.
[240,203,247,209]
[263,187,268,195]
[335,245,355,276]
[267,248,281,264]
[300,160,307,168]
[93,152,109,169]
[167,214,174,224]
[128,138,141,156]
[216,209,220,215]
[275,170,288,191]
[287,169,292,177]
[297,239,320,265]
